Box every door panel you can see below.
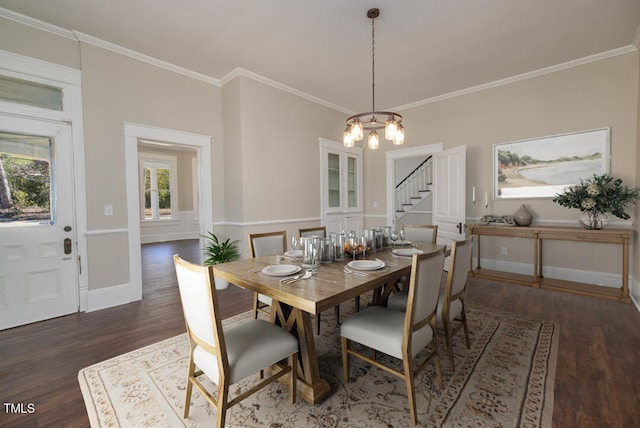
[0,115,77,330]
[433,145,466,245]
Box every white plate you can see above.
[261,264,301,276]
[398,240,412,246]
[284,250,303,258]
[392,248,424,257]
[347,260,385,271]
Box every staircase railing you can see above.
[395,156,432,213]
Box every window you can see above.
[139,153,178,221]
[0,131,53,224]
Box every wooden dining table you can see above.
[213,244,444,404]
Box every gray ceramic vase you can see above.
[513,204,533,226]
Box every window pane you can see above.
[143,167,151,190]
[347,156,357,208]
[144,190,152,219]
[158,190,171,219]
[328,153,340,208]
[157,168,170,190]
[0,76,64,111]
[0,132,52,224]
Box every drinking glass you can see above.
[361,235,367,259]
[291,236,298,259]
[390,230,399,248]
[349,236,359,260]
[399,229,405,245]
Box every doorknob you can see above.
[457,222,463,234]
[64,225,72,232]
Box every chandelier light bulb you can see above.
[385,116,397,140]
[393,124,405,145]
[350,118,364,141]
[368,130,379,149]
[343,127,354,147]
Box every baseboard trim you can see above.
[475,258,629,288]
[85,283,135,312]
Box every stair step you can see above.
[418,189,431,193]
[410,197,422,200]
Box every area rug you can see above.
[78,304,558,427]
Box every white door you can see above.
[0,115,78,330]
[433,145,466,245]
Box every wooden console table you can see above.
[468,224,632,303]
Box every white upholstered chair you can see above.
[402,224,438,244]
[298,226,327,238]
[340,248,445,425]
[387,237,473,372]
[437,237,473,371]
[173,255,298,428]
[248,231,287,319]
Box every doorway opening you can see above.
[124,123,213,302]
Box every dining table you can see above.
[213,243,444,404]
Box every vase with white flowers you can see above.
[552,173,640,230]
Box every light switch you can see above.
[104,205,113,216]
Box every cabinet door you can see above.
[327,151,341,209]
[346,154,360,210]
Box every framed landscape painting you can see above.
[493,128,610,199]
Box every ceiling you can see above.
[1,1,639,113]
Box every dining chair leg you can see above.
[341,337,350,382]
[215,384,228,428]
[183,359,195,418]
[334,305,340,325]
[252,292,259,320]
[403,357,418,425]
[289,352,298,404]
[461,305,471,349]
[355,296,360,312]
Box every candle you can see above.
[484,191,488,207]
[472,186,476,203]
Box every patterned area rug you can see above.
[78,304,557,427]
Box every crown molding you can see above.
[73,31,221,86]
[393,45,639,112]
[220,67,352,115]
[0,7,76,40]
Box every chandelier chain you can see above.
[371,14,375,114]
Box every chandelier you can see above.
[344,8,404,150]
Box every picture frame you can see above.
[493,127,610,199]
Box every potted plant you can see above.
[553,173,640,229]
[202,231,240,289]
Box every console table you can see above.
[468,224,632,303]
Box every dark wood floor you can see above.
[1,239,639,427]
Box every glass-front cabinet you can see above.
[320,138,363,234]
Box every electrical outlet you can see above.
[500,246,508,256]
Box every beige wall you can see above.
[364,51,639,280]
[221,75,344,256]
[0,17,79,68]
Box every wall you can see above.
[221,75,345,257]
[363,51,639,291]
